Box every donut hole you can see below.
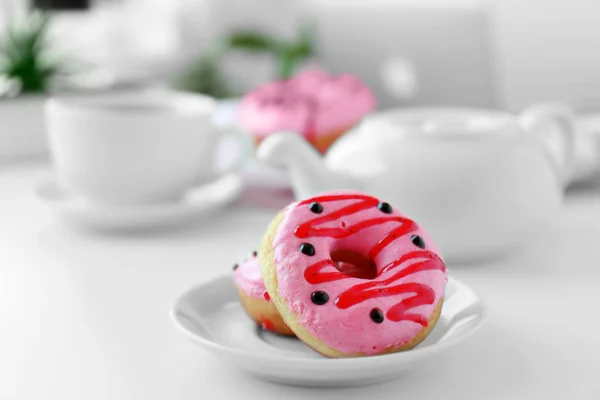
[331,249,377,280]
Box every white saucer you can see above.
[242,158,291,190]
[33,174,243,232]
[170,274,486,387]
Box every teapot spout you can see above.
[257,132,359,199]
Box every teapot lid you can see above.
[362,108,519,140]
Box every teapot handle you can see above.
[518,103,576,188]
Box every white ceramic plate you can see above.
[33,174,243,232]
[171,274,486,387]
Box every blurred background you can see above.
[3,0,600,111]
[1,2,600,397]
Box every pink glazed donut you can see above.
[233,252,295,336]
[238,70,376,153]
[259,191,447,357]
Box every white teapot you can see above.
[257,104,576,262]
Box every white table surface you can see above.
[1,163,599,400]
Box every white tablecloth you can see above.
[0,164,599,400]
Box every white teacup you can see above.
[46,90,252,206]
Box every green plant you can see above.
[173,53,236,99]
[225,24,316,79]
[0,11,64,95]
[174,24,316,98]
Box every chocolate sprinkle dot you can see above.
[370,308,385,323]
[252,251,258,257]
[311,291,329,305]
[300,243,316,256]
[309,202,323,214]
[411,235,426,249]
[377,202,393,214]
[233,264,239,271]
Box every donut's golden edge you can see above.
[235,288,295,336]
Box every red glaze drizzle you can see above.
[260,317,275,331]
[369,221,416,259]
[305,259,337,283]
[295,194,445,326]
